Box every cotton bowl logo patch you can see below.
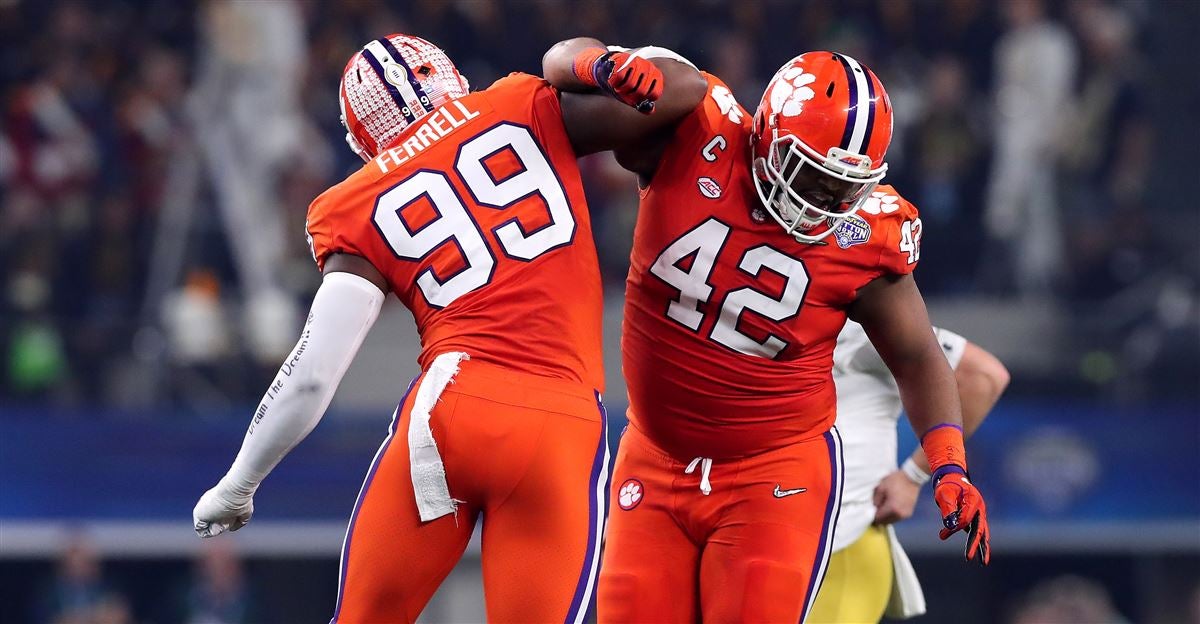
[831,214,872,249]
[618,478,644,510]
[697,177,722,199]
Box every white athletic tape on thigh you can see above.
[409,351,468,521]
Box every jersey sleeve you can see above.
[305,182,371,272]
[875,192,923,276]
[647,73,750,193]
[487,72,554,102]
[685,73,751,142]
[932,326,969,369]
[485,72,570,153]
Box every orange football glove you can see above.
[923,424,991,565]
[572,48,663,114]
[933,468,990,565]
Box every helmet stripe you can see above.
[360,42,417,125]
[368,39,425,118]
[840,55,872,154]
[862,69,877,158]
[834,54,858,152]
[377,37,435,115]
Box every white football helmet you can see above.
[339,34,470,161]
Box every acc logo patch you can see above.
[697,177,722,199]
[831,213,872,249]
[618,478,644,510]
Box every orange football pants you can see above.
[331,358,609,624]
[598,423,844,624]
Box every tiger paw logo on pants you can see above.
[618,478,643,510]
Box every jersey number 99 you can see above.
[371,123,575,308]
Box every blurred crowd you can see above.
[42,533,1195,624]
[1,0,1195,407]
[36,536,255,624]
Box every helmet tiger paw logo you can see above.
[618,479,644,510]
[768,67,817,117]
[749,52,892,244]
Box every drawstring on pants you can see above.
[685,457,714,495]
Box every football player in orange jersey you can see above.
[191,34,668,623]
[544,40,991,622]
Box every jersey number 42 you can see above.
[650,218,810,360]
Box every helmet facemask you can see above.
[753,129,886,244]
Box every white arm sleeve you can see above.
[221,272,385,494]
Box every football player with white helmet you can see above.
[193,34,667,623]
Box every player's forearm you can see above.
[221,273,384,494]
[889,338,972,479]
[545,38,706,113]
[908,343,1008,473]
[893,348,964,438]
[854,275,967,473]
[907,378,993,473]
[542,37,608,92]
[902,357,964,480]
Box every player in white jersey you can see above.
[809,321,1009,622]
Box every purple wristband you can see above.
[592,52,617,96]
[932,464,967,484]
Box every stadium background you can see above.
[1,0,1197,622]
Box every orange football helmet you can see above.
[751,52,893,243]
[339,34,470,161]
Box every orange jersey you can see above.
[623,74,921,459]
[307,73,604,391]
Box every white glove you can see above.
[193,478,255,538]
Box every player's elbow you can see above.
[542,37,602,87]
[541,42,571,84]
[957,343,1010,406]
